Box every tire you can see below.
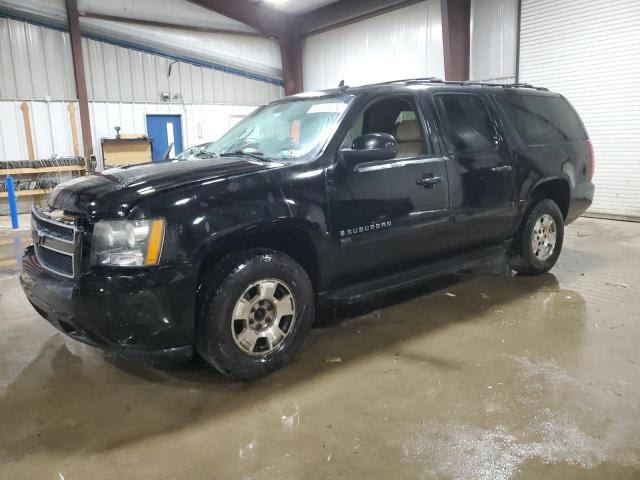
[508,199,564,276]
[196,249,314,380]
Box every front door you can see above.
[328,94,451,282]
[146,114,183,161]
[432,92,516,245]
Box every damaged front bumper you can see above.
[20,245,196,364]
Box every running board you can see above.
[319,242,511,306]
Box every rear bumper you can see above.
[20,245,197,364]
[567,181,595,224]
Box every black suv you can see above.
[21,79,595,379]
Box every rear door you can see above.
[433,92,516,245]
[328,93,451,280]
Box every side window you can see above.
[435,94,497,151]
[342,97,427,159]
[497,94,587,145]
[395,110,417,127]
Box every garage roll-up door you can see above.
[519,0,640,220]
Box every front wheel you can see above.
[196,249,314,380]
[508,199,564,275]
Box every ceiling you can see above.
[0,0,411,40]
[260,0,342,15]
[1,0,352,34]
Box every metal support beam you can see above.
[66,0,92,168]
[441,0,470,81]
[280,20,304,96]
[81,12,267,38]
[187,0,303,94]
[297,0,424,37]
[279,38,303,95]
[187,0,286,38]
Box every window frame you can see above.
[340,93,435,161]
[433,92,501,154]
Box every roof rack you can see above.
[370,77,548,91]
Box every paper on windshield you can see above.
[307,103,348,114]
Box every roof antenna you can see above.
[338,79,348,92]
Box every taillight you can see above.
[587,140,595,181]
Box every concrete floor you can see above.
[1,217,639,479]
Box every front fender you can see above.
[190,217,327,264]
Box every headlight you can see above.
[91,219,165,267]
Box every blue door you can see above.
[146,115,183,161]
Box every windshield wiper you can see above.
[219,150,271,162]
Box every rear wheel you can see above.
[508,199,564,275]
[196,249,314,380]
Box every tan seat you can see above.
[395,120,422,158]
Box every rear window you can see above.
[497,94,586,145]
[435,94,497,151]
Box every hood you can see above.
[48,157,274,218]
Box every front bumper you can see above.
[20,245,197,363]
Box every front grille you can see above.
[32,214,74,241]
[31,206,83,279]
[35,244,74,276]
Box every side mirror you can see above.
[341,133,398,166]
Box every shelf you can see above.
[0,165,84,175]
[0,189,52,198]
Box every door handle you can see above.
[491,165,512,173]
[416,174,442,188]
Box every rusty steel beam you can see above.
[81,12,268,38]
[66,0,93,168]
[297,0,423,36]
[187,0,303,94]
[187,0,287,38]
[280,24,304,96]
[441,0,470,81]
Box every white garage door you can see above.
[519,0,640,220]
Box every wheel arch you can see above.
[194,221,323,296]
[526,177,571,221]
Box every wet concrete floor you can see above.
[1,217,639,479]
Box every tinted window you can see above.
[497,94,586,145]
[436,94,496,151]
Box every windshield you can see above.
[204,96,353,162]
[175,142,212,160]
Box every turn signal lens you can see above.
[145,219,165,265]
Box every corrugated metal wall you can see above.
[81,37,283,105]
[519,0,640,219]
[88,102,257,167]
[0,100,81,161]
[469,0,517,83]
[0,99,256,165]
[0,17,77,101]
[302,0,445,91]
[0,16,285,165]
[80,15,283,82]
[0,17,283,105]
